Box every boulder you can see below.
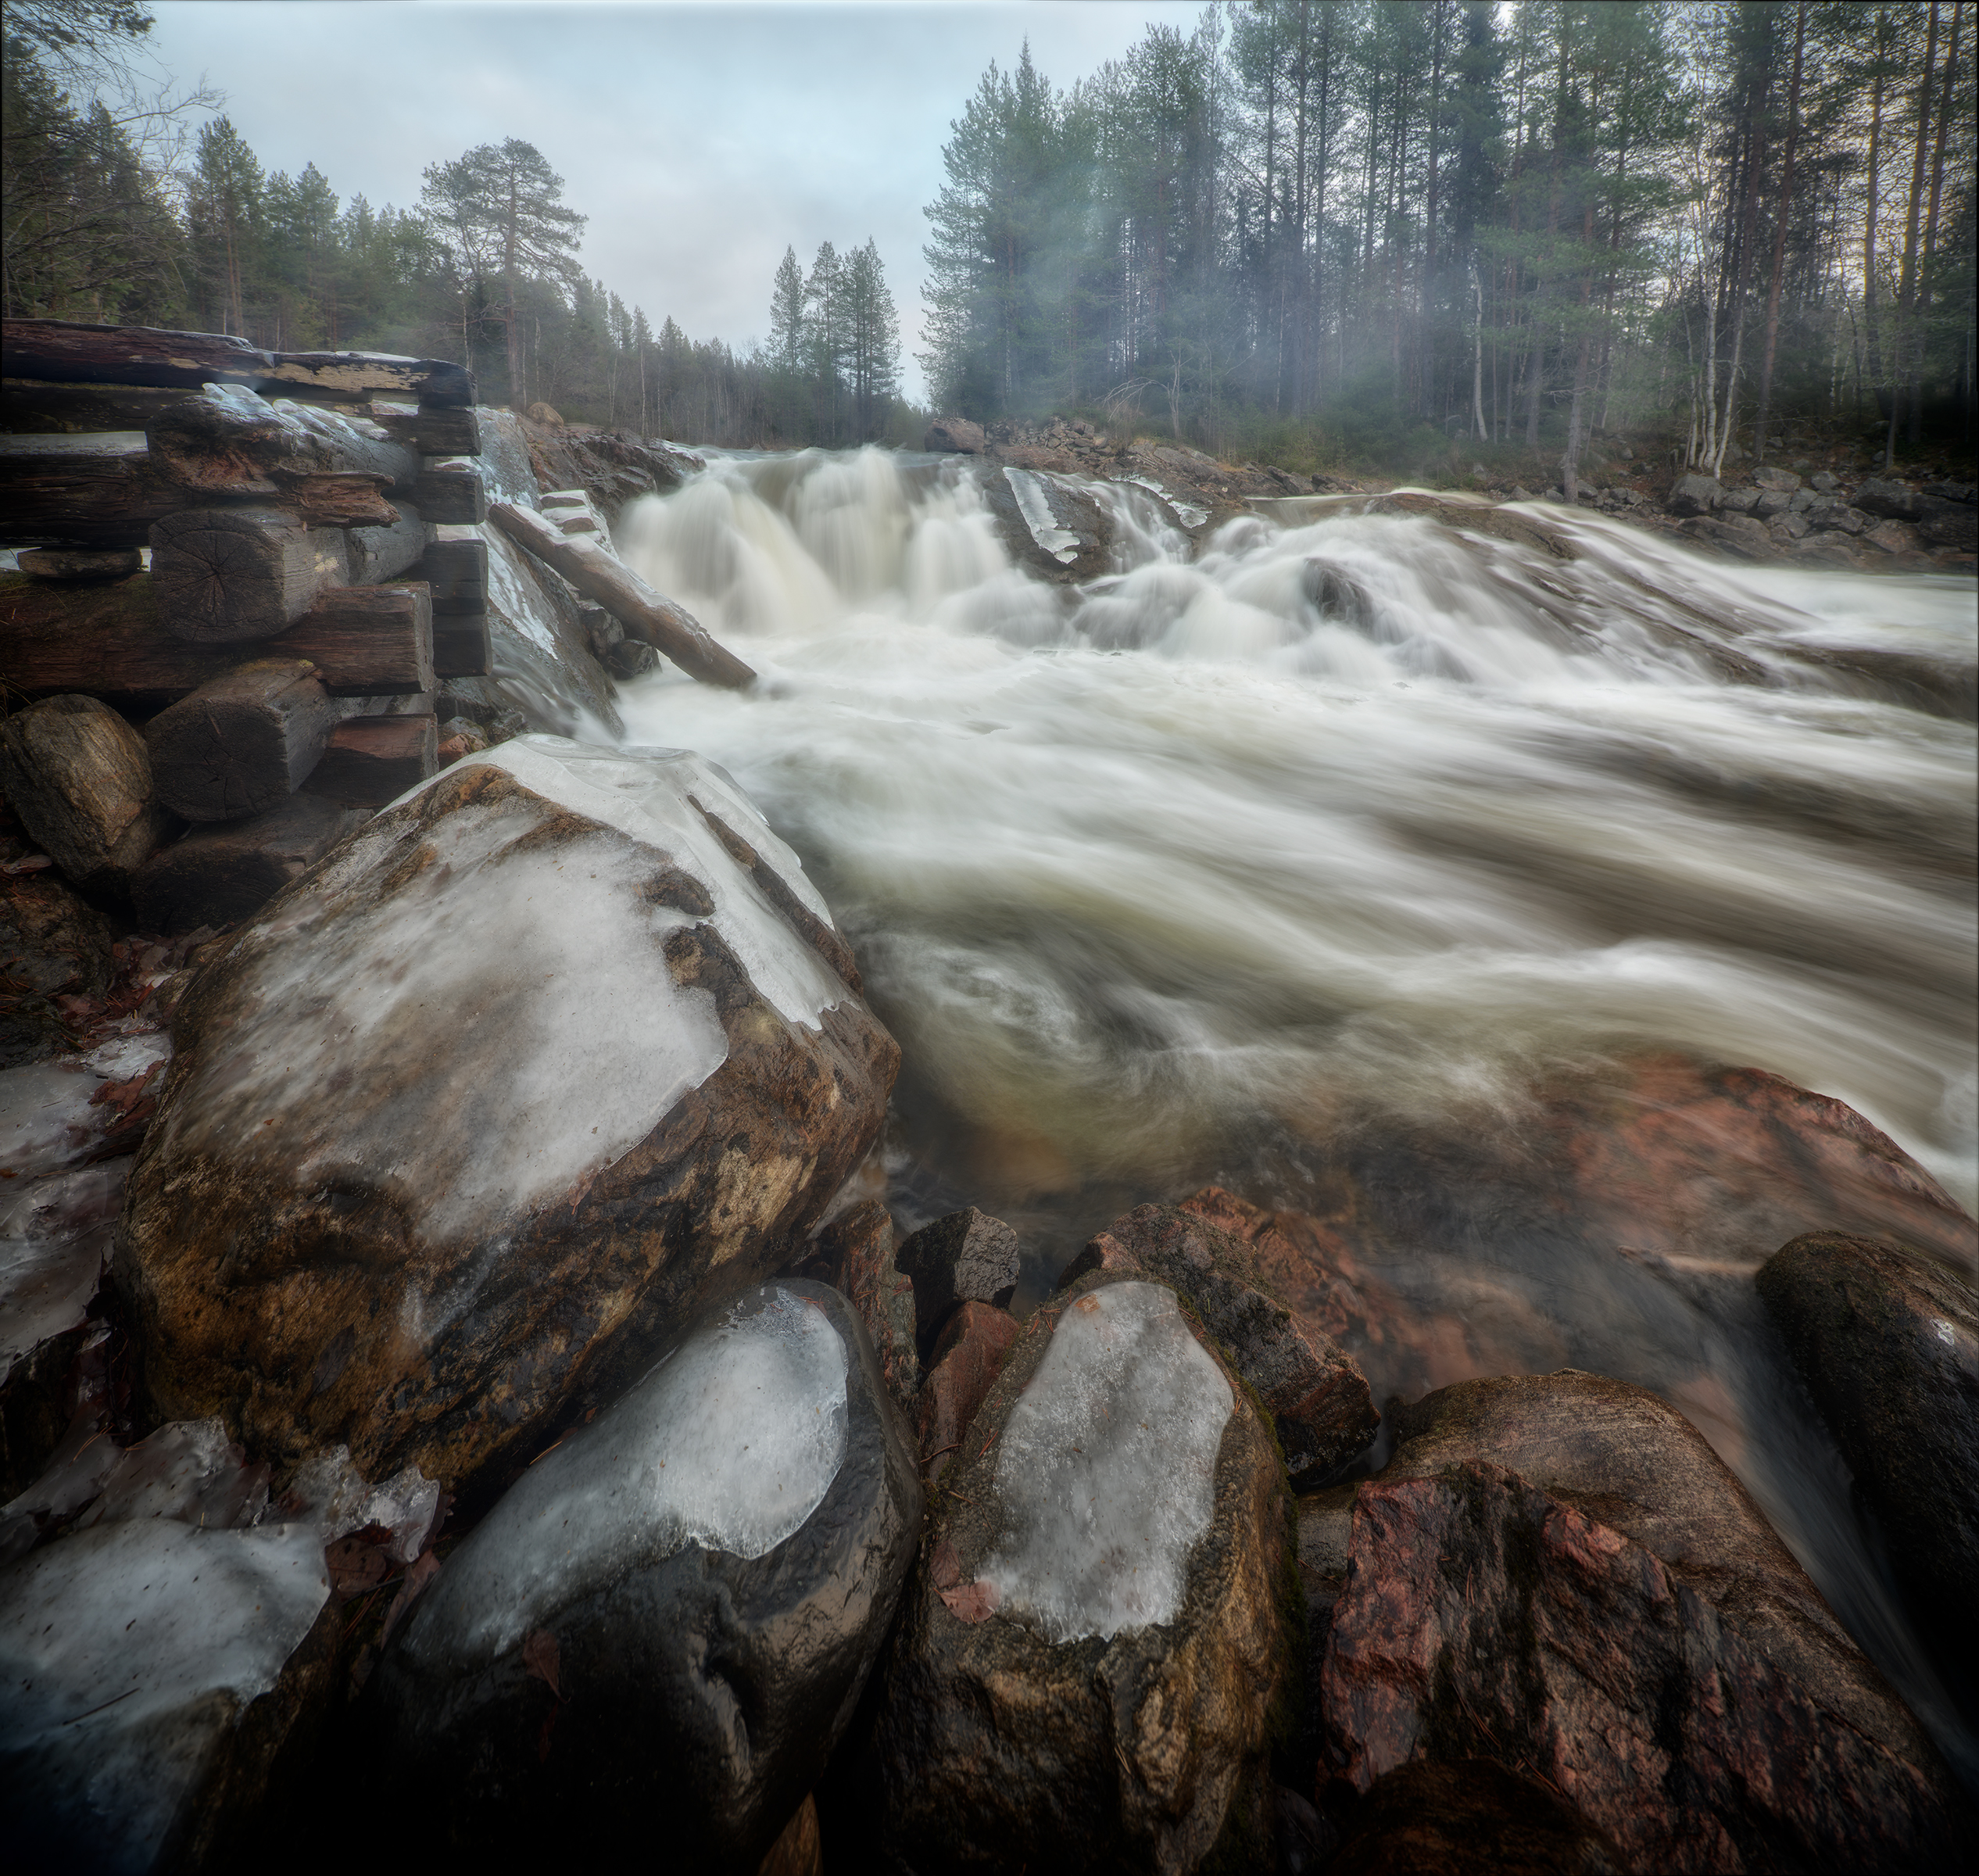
[131,794,367,933]
[367,1280,922,1866]
[896,1205,1019,1349]
[0,868,116,1067]
[1752,465,1802,492]
[1916,496,1977,550]
[1768,510,1810,540]
[0,694,170,893]
[914,1298,1020,1484]
[1809,471,1841,494]
[1067,1201,1377,1480]
[818,1198,919,1409]
[874,1271,1297,1873]
[1679,514,1770,558]
[525,401,564,427]
[119,736,897,1497]
[1326,1759,1622,1876]
[1756,1233,1978,1683]
[982,464,1115,584]
[1753,489,1793,517]
[1664,472,1720,517]
[1852,477,1923,520]
[1320,1458,1964,1875]
[1862,518,1920,557]
[923,416,986,454]
[1717,486,1760,514]
[1806,497,1866,533]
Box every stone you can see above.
[1807,498,1866,533]
[0,694,170,892]
[820,1198,919,1408]
[0,869,116,1068]
[1862,517,1920,556]
[525,401,564,427]
[1326,1759,1622,1876]
[1678,515,1770,557]
[895,1205,1020,1349]
[873,1270,1296,1873]
[1916,496,1977,550]
[1852,477,1922,520]
[1069,1201,1378,1480]
[1716,486,1760,514]
[119,736,897,1497]
[914,1298,1020,1484]
[1922,478,1975,503]
[1663,472,1720,517]
[1319,1459,1966,1876]
[367,1281,922,1867]
[1757,1233,1978,1684]
[1789,485,1816,510]
[923,415,986,454]
[1753,489,1793,517]
[131,794,366,933]
[1809,471,1840,493]
[1752,464,1801,492]
[1768,510,1809,539]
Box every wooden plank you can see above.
[413,461,488,524]
[285,583,434,694]
[0,431,178,548]
[147,383,418,497]
[145,659,338,821]
[301,714,438,805]
[487,499,754,689]
[410,535,488,614]
[2,377,191,434]
[2,319,474,406]
[149,507,351,643]
[342,502,425,584]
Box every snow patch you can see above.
[980,1281,1230,1642]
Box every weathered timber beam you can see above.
[363,401,481,456]
[132,794,367,933]
[147,384,420,498]
[0,572,435,700]
[0,431,178,547]
[145,658,338,821]
[149,507,352,643]
[431,614,491,678]
[287,474,400,528]
[2,319,474,406]
[301,714,438,805]
[410,535,488,614]
[3,378,191,433]
[413,460,488,524]
[488,499,754,690]
[18,547,143,580]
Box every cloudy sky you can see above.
[141,1,1202,399]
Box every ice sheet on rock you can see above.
[0,1159,124,1380]
[0,1518,329,1869]
[287,1445,442,1563]
[159,769,730,1260]
[0,1034,166,1182]
[1004,467,1083,563]
[980,1281,1231,1642]
[71,1419,269,1536]
[393,734,849,1031]
[412,1286,849,1663]
[1118,474,1211,530]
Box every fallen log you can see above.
[132,794,366,933]
[0,573,435,699]
[2,319,474,406]
[488,499,754,689]
[301,714,438,805]
[149,506,352,642]
[147,384,420,497]
[0,693,171,888]
[0,431,178,547]
[414,461,488,524]
[144,659,338,821]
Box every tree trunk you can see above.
[1753,2,1809,466]
[149,507,352,643]
[1889,2,1940,465]
[1913,0,1962,443]
[1863,38,1888,410]
[144,659,339,821]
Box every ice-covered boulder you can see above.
[365,1280,922,1864]
[118,736,897,1496]
[874,1270,1295,1872]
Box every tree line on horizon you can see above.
[1,3,909,446]
[922,1,1974,482]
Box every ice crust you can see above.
[0,1159,124,1380]
[0,1518,329,1868]
[1004,467,1083,563]
[406,1286,849,1663]
[981,1281,1232,1642]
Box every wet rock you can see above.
[1320,1457,1964,1875]
[1717,486,1760,514]
[1862,517,1921,557]
[1664,472,1720,517]
[1768,510,1810,541]
[1752,465,1801,493]
[896,1205,1019,1349]
[914,1299,1019,1484]
[0,694,170,896]
[981,464,1114,583]
[1752,489,1794,517]
[1852,477,1923,520]
[1756,1233,1978,1683]
[131,794,366,934]
[1326,1759,1621,1876]
[818,1198,920,1409]
[1067,1201,1377,1480]
[1916,496,1977,550]
[521,420,700,521]
[119,736,897,1498]
[874,1270,1296,1874]
[1679,514,1770,558]
[924,416,986,454]
[367,1281,922,1867]
[1806,497,1866,533]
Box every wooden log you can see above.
[410,535,488,614]
[431,615,492,679]
[413,461,488,524]
[144,659,338,822]
[2,377,190,434]
[18,546,142,581]
[0,572,433,700]
[146,383,418,498]
[149,507,350,643]
[362,399,482,456]
[2,319,474,406]
[0,431,177,547]
[132,794,366,933]
[343,503,426,585]
[0,693,170,887]
[488,499,755,689]
[301,714,438,805]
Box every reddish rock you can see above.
[1322,1460,1966,1875]
[1327,1759,1621,1876]
[895,1205,1018,1351]
[922,416,985,454]
[821,1198,919,1408]
[914,1300,1019,1484]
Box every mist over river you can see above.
[613,447,1978,1772]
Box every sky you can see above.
[140,1,1205,399]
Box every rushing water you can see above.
[612,446,1978,1776]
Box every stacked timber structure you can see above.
[1,318,496,928]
